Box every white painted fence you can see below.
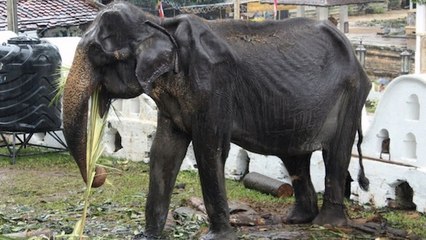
[348,74,426,212]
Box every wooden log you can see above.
[242,172,293,198]
[3,229,53,238]
[187,196,207,214]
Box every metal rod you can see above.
[351,153,417,168]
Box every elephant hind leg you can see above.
[313,112,358,226]
[312,148,350,226]
[281,153,318,224]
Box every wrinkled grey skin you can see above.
[62,2,371,240]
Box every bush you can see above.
[365,99,379,113]
[388,0,401,9]
[367,5,385,14]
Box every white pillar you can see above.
[234,0,240,20]
[339,5,349,33]
[316,7,329,21]
[7,0,18,33]
[415,4,426,73]
[410,0,413,10]
[297,6,305,17]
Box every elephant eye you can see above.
[100,35,117,52]
[88,43,115,66]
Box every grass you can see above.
[1,150,426,239]
[384,210,426,236]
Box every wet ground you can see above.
[0,163,423,240]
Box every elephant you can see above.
[62,2,371,240]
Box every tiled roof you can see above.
[0,0,100,32]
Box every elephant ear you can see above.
[164,15,237,92]
[86,9,134,66]
[135,21,179,93]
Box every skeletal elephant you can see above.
[63,2,371,239]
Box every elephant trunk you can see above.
[63,47,106,188]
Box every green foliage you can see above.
[369,5,385,14]
[171,213,208,239]
[384,210,426,237]
[388,0,401,9]
[365,99,378,113]
[52,66,69,106]
[413,0,426,4]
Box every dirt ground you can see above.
[348,9,408,23]
[0,158,423,240]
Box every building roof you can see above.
[0,0,100,32]
[261,0,384,6]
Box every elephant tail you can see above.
[356,119,370,191]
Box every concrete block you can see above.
[247,152,291,183]
[224,144,249,180]
[103,117,156,163]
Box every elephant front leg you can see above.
[137,116,190,239]
[192,125,236,240]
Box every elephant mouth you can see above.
[98,86,112,118]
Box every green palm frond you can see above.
[70,87,108,239]
[51,66,70,106]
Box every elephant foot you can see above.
[284,203,318,224]
[200,229,237,240]
[312,201,347,226]
[133,232,162,240]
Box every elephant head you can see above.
[63,2,179,187]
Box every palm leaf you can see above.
[71,87,108,239]
[51,66,70,106]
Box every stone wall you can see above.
[359,44,415,80]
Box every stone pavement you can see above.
[345,9,416,49]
